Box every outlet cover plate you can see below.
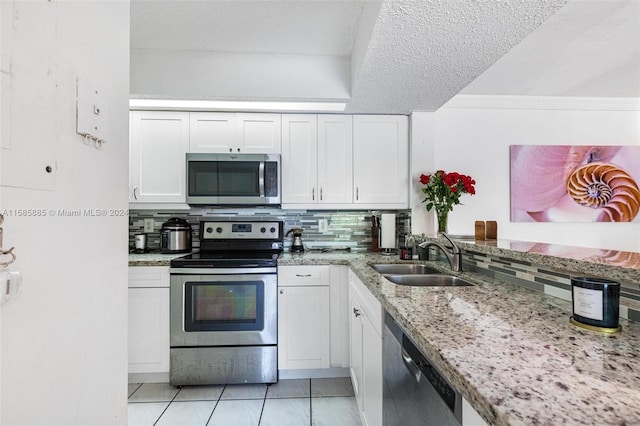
[144,218,155,233]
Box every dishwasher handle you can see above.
[401,347,422,383]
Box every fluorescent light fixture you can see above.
[129,99,347,112]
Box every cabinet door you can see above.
[128,287,170,374]
[318,115,353,203]
[130,111,189,203]
[353,115,408,205]
[281,114,318,203]
[236,113,281,154]
[278,285,330,369]
[349,292,364,410]
[189,112,235,152]
[362,314,383,426]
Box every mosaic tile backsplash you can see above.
[129,208,411,252]
[425,247,640,323]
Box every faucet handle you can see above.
[440,233,460,253]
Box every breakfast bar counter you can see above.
[279,250,640,426]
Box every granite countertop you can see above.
[441,237,640,283]
[279,251,640,426]
[128,251,185,266]
[128,248,640,424]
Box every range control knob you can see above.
[261,227,266,233]
[216,227,223,233]
[270,227,276,233]
[206,227,213,234]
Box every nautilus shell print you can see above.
[510,145,640,222]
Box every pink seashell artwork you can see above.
[510,145,640,222]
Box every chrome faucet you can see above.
[418,233,462,272]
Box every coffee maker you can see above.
[286,228,304,253]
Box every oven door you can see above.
[170,268,277,347]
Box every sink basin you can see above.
[384,274,475,287]
[371,264,441,275]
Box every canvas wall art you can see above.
[510,145,640,223]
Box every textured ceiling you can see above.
[131,0,364,56]
[131,0,640,113]
[346,0,570,113]
[461,0,640,98]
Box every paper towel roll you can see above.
[380,213,396,249]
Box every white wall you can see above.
[409,112,436,235]
[1,1,129,424]
[131,49,350,101]
[410,97,640,251]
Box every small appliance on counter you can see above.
[160,217,193,253]
[286,228,305,253]
[133,233,148,254]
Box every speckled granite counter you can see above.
[443,237,640,283]
[129,246,640,424]
[279,252,640,426]
[128,252,185,266]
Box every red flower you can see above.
[418,169,476,214]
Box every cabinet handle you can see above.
[280,289,284,294]
[356,187,359,201]
[312,188,315,201]
[133,186,138,200]
[353,307,361,317]
[320,187,323,201]
[229,148,233,152]
[295,274,312,277]
[237,148,241,152]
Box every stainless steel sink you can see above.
[371,264,441,275]
[384,274,475,287]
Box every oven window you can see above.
[184,281,265,332]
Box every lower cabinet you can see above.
[349,270,383,426]
[277,265,349,372]
[128,267,170,377]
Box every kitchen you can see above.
[1,1,639,425]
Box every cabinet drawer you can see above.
[278,265,329,286]
[128,266,170,288]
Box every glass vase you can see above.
[436,210,448,234]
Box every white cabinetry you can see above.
[128,267,170,380]
[282,114,406,209]
[281,115,318,204]
[282,114,353,204]
[190,112,281,154]
[130,111,189,204]
[353,115,408,205]
[278,265,349,373]
[278,265,330,370]
[349,270,383,426]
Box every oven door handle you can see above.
[170,267,277,275]
[259,161,265,198]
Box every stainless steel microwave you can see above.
[186,153,281,205]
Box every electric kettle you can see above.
[286,228,304,253]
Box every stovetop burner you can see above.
[171,251,280,268]
[170,220,284,269]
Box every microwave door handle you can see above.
[259,161,266,197]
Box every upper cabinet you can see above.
[281,114,353,205]
[190,113,281,154]
[130,111,189,204]
[282,114,407,209]
[353,115,408,205]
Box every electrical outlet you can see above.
[143,218,155,233]
[318,219,328,233]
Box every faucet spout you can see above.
[418,233,463,272]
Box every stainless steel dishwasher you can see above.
[383,312,462,425]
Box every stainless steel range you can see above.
[169,220,284,386]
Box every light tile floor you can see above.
[128,377,362,426]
